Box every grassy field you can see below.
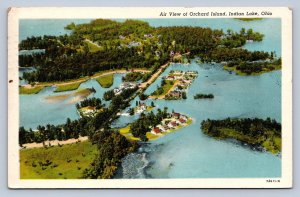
[54,81,83,92]
[151,80,174,98]
[96,74,114,88]
[85,40,102,53]
[19,86,45,94]
[20,141,98,179]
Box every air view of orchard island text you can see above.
[19,18,282,179]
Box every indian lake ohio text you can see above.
[160,11,273,17]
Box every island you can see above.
[118,109,193,141]
[150,70,198,100]
[194,93,214,99]
[201,118,281,154]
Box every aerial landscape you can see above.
[18,18,282,179]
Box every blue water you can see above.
[19,18,281,178]
[19,19,91,41]
[20,74,124,129]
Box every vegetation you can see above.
[103,86,138,101]
[103,89,115,101]
[194,93,214,99]
[20,141,98,179]
[19,86,138,146]
[201,118,281,154]
[224,58,281,75]
[151,79,174,97]
[76,97,103,110]
[54,81,83,92]
[19,85,45,94]
[84,39,102,52]
[20,82,140,179]
[220,28,264,48]
[122,72,144,82]
[130,108,169,141]
[95,74,114,88]
[19,20,168,83]
[19,19,276,84]
[82,129,138,179]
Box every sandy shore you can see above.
[20,136,89,149]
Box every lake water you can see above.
[19,18,281,178]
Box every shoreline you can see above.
[19,68,151,94]
[20,136,89,149]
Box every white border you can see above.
[8,7,292,188]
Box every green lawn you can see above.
[19,86,45,94]
[20,141,98,179]
[54,81,83,92]
[85,40,102,53]
[119,125,131,134]
[151,80,174,97]
[96,74,114,88]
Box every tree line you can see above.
[201,117,281,153]
[19,19,275,84]
[19,86,139,146]
[75,97,103,109]
[130,108,169,141]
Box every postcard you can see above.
[8,7,292,188]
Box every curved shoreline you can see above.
[20,136,89,149]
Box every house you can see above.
[180,115,188,121]
[168,121,178,128]
[166,76,175,80]
[179,118,187,124]
[152,127,161,135]
[169,121,178,128]
[169,91,181,98]
[120,82,137,90]
[136,103,147,113]
[163,125,170,131]
[119,35,125,39]
[113,88,122,95]
[172,112,181,119]
[158,125,166,132]
[144,34,153,38]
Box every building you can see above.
[172,112,181,119]
[168,91,181,98]
[152,127,161,135]
[179,118,187,124]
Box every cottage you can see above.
[169,91,181,98]
[166,76,175,80]
[180,115,188,121]
[119,35,125,39]
[171,121,178,127]
[163,125,170,131]
[113,88,122,95]
[179,118,187,124]
[152,127,161,135]
[172,112,181,119]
